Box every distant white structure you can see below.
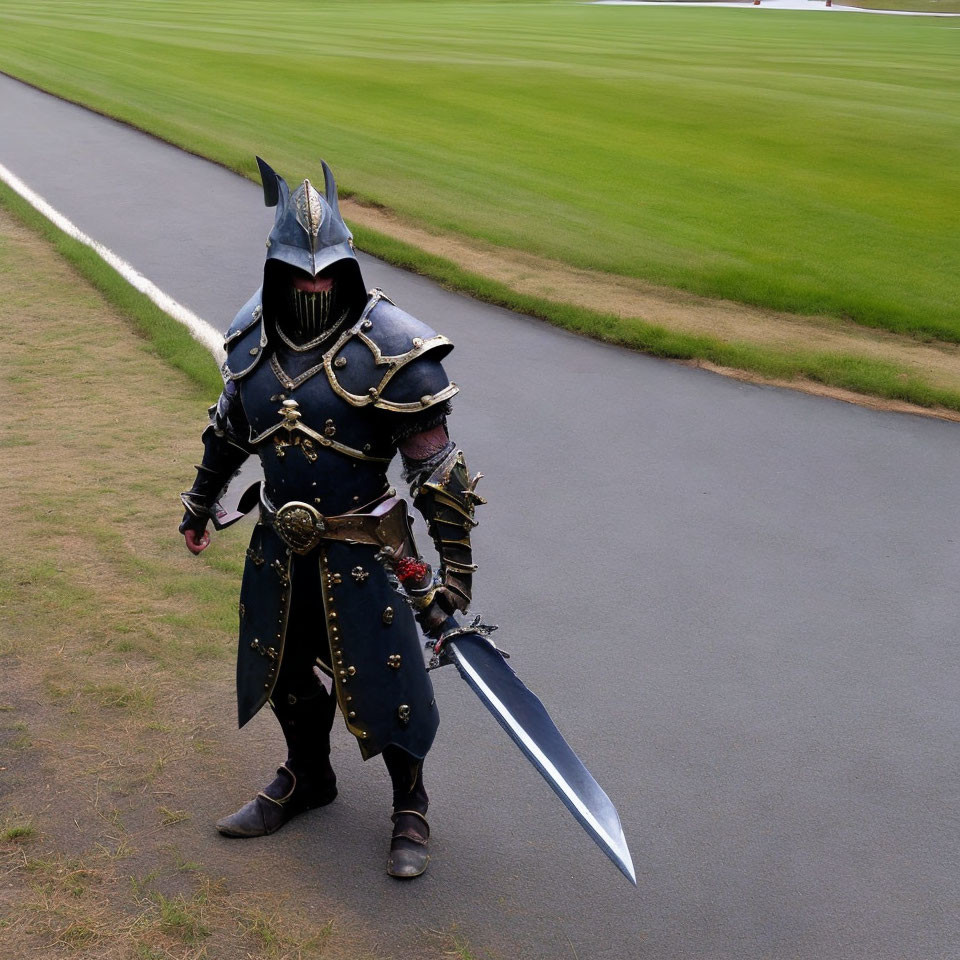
[592,0,960,15]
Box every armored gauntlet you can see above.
[179,382,251,532]
[410,445,485,616]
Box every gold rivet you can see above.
[347,666,356,676]
[334,356,347,369]
[382,606,395,625]
[348,711,356,719]
[420,394,432,406]
[332,573,342,584]
[368,387,378,398]
[361,319,372,331]
[412,337,423,348]
[250,347,260,356]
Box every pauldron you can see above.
[410,445,485,614]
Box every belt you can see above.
[259,485,413,556]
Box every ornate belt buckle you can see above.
[274,501,326,554]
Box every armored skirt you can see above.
[237,521,438,760]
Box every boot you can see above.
[383,745,430,878]
[217,682,337,839]
[215,761,337,838]
[387,809,430,878]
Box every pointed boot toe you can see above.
[386,810,430,879]
[216,795,275,838]
[216,764,337,839]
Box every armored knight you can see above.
[179,158,483,878]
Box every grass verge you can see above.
[0,179,221,397]
[4,172,960,417]
[0,198,450,960]
[352,222,960,415]
[0,0,957,343]
[836,0,960,10]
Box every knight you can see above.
[178,157,483,878]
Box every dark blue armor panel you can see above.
[225,288,454,760]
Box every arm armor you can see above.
[408,443,485,615]
[179,381,252,529]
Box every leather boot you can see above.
[216,761,337,838]
[383,745,430,878]
[217,681,337,838]
[387,809,430,878]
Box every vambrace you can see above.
[405,442,485,615]
[179,382,252,529]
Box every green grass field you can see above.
[0,0,957,343]
[838,0,960,11]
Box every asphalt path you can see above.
[2,73,958,960]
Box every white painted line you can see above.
[0,161,226,364]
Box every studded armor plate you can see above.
[222,287,452,759]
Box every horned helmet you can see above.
[256,156,365,347]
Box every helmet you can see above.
[256,157,365,347]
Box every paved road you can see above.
[2,73,958,960]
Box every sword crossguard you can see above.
[426,615,505,668]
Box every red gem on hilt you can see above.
[396,557,429,583]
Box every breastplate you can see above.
[224,287,458,514]
[240,349,395,515]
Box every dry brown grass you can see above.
[0,208,455,960]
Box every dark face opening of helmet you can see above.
[272,263,349,350]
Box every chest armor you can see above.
[223,288,458,515]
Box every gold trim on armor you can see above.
[320,290,459,412]
[274,312,347,353]
[249,391,393,463]
[257,547,293,708]
[223,320,268,380]
[259,288,459,411]
[223,302,262,346]
[318,547,371,749]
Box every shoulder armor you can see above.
[322,290,458,413]
[222,289,268,382]
[225,288,263,344]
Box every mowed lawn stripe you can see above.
[0,0,956,342]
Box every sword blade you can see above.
[446,633,636,885]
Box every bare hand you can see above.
[184,529,210,555]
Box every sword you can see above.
[210,481,636,882]
[387,554,636,886]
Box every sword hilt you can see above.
[425,614,505,670]
[379,551,503,663]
